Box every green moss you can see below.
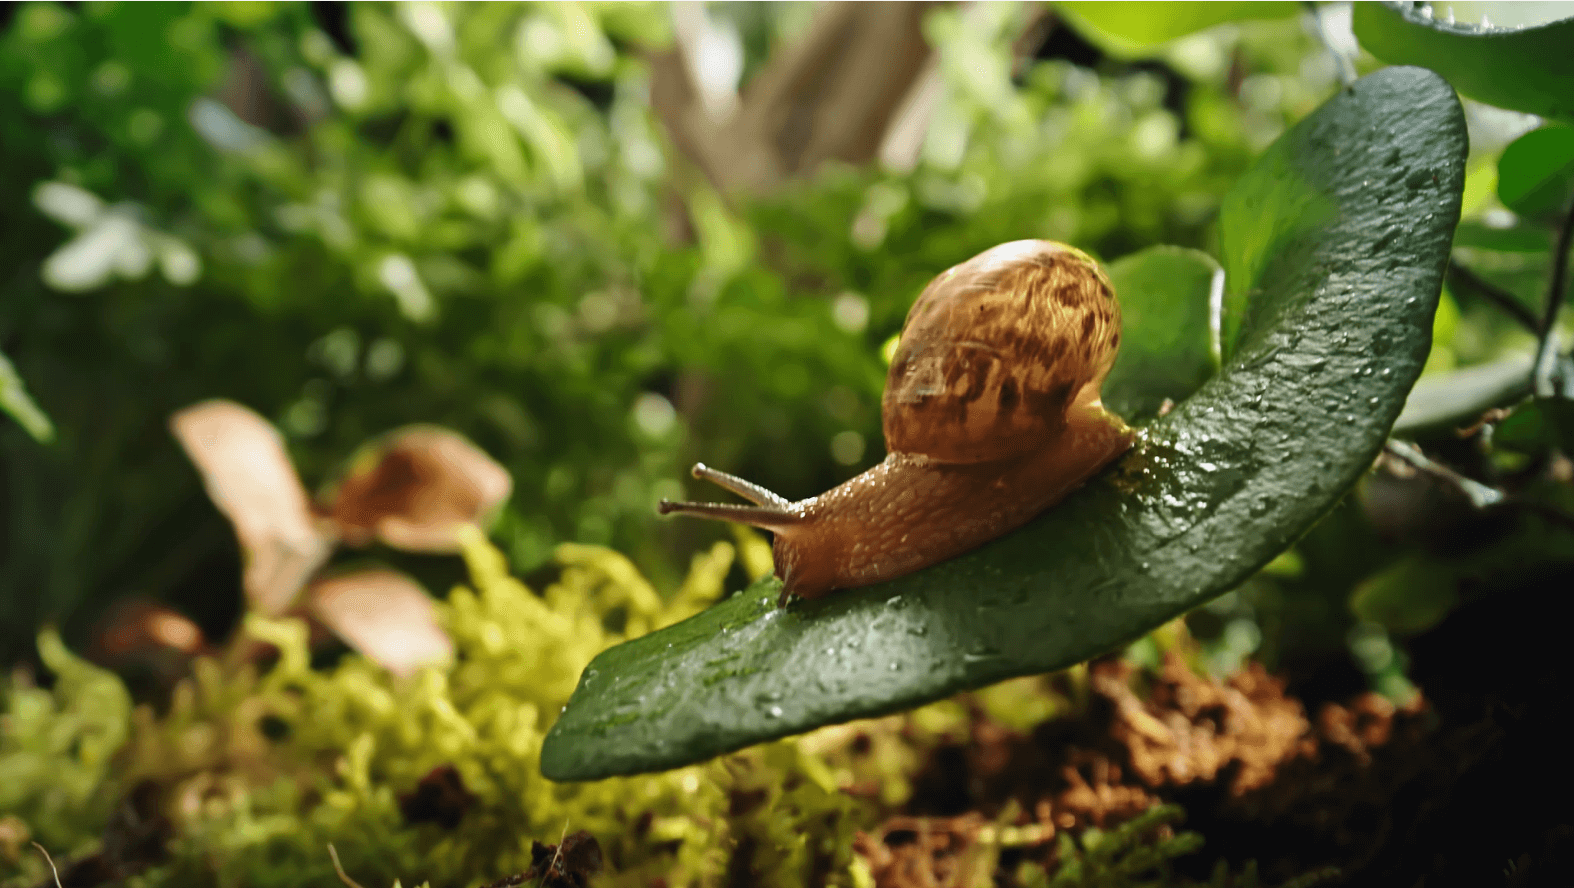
[4,534,1289,887]
[0,627,131,867]
[50,529,872,887]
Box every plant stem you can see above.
[1447,260,1539,332]
[1304,1,1357,88]
[1383,440,1505,509]
[1533,193,1574,397]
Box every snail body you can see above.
[659,240,1134,605]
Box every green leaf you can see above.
[1215,114,1341,364]
[1055,2,1300,58]
[0,348,55,443]
[1353,2,1574,124]
[1392,352,1533,435]
[1453,220,1551,254]
[541,68,1465,781]
[1497,126,1574,218]
[1350,555,1458,635]
[1101,246,1220,421]
[1494,397,1574,453]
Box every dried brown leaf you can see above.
[170,400,335,615]
[306,569,453,678]
[323,426,511,553]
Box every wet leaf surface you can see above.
[541,68,1466,781]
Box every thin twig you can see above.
[32,843,63,888]
[1533,193,1574,396]
[1446,260,1540,332]
[327,844,368,888]
[545,819,570,879]
[1384,442,1574,534]
[1382,440,1506,509]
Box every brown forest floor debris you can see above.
[481,830,603,888]
[856,653,1433,888]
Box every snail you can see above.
[659,240,1134,606]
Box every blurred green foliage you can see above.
[0,2,1324,664]
[1054,2,1299,58]
[0,628,130,856]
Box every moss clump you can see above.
[0,530,874,887]
[0,628,132,871]
[5,531,1268,887]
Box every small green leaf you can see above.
[1453,220,1550,254]
[541,68,1465,781]
[1494,398,1574,453]
[0,348,55,443]
[1101,246,1220,421]
[1353,2,1574,124]
[1393,351,1533,435]
[1497,126,1574,218]
[1055,2,1300,58]
[1350,555,1458,635]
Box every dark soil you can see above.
[865,566,1574,887]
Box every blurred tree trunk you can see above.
[650,2,934,193]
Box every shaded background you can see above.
[0,2,1558,687]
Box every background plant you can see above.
[0,2,1324,666]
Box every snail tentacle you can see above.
[655,498,801,531]
[689,463,791,509]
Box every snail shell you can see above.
[659,240,1133,605]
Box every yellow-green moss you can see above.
[6,529,878,887]
[0,628,131,870]
[2,529,1212,888]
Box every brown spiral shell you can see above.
[882,240,1121,464]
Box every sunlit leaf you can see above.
[171,400,336,616]
[1496,125,1574,218]
[1055,1,1299,58]
[1393,351,1533,435]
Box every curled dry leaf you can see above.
[306,568,454,678]
[170,400,336,616]
[90,598,207,661]
[88,598,209,692]
[323,426,512,553]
